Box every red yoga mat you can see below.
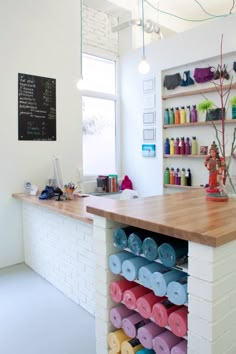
[123,285,152,310]
[110,305,135,328]
[122,312,150,338]
[151,299,179,327]
[109,279,137,303]
[168,307,188,337]
[136,292,165,319]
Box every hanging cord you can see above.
[193,0,234,18]
[144,0,235,22]
[80,0,83,78]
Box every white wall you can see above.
[119,14,236,197]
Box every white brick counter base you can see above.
[22,203,95,315]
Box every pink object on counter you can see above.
[151,299,179,327]
[168,307,188,338]
[110,305,135,328]
[122,313,150,338]
[109,279,137,303]
[136,292,165,319]
[152,330,182,354]
[123,285,152,310]
[171,339,187,354]
[137,322,165,349]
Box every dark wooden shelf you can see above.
[163,119,236,128]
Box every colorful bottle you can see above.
[170,138,175,155]
[164,138,170,155]
[181,168,186,186]
[169,108,175,125]
[175,168,181,185]
[185,137,191,155]
[170,168,175,184]
[164,167,170,184]
[191,105,198,123]
[186,168,192,186]
[164,109,170,125]
[175,107,180,124]
[174,137,180,155]
[186,105,191,123]
[180,106,186,124]
[179,137,185,155]
[191,136,198,155]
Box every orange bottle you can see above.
[175,107,180,124]
[170,168,175,184]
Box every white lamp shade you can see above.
[138,56,150,74]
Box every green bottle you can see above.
[164,167,170,184]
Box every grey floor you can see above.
[0,263,96,354]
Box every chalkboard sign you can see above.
[18,73,56,141]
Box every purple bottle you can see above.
[185,137,191,155]
[179,137,185,155]
[191,105,198,123]
[174,138,180,154]
[175,168,181,185]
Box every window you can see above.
[81,53,118,176]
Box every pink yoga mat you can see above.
[110,305,135,328]
[151,300,179,327]
[109,279,137,303]
[171,339,187,354]
[168,307,188,337]
[123,285,152,310]
[137,322,165,349]
[152,330,182,354]
[122,313,150,338]
[136,292,164,319]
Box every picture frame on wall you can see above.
[143,77,155,93]
[142,144,156,157]
[143,94,156,110]
[143,128,156,141]
[143,111,156,125]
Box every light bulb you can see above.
[138,56,150,74]
[76,76,84,90]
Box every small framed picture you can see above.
[142,144,156,157]
[143,111,156,125]
[200,146,208,155]
[143,94,155,110]
[143,78,155,93]
[143,128,156,141]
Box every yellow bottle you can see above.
[170,138,175,155]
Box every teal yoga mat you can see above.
[113,226,135,249]
[151,269,185,296]
[142,237,159,261]
[137,349,155,354]
[128,232,146,255]
[109,251,135,274]
[122,256,151,281]
[167,277,188,305]
[138,262,168,289]
[158,242,188,268]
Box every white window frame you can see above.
[81,49,120,179]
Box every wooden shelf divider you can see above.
[163,119,236,129]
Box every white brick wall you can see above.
[83,5,119,56]
[22,203,95,315]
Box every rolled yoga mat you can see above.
[121,338,143,354]
[109,251,135,274]
[110,305,135,329]
[128,231,146,256]
[114,226,136,249]
[142,237,159,261]
[109,350,121,354]
[152,330,182,354]
[136,292,164,319]
[122,257,151,281]
[151,269,185,297]
[168,307,188,338]
[151,299,179,327]
[122,313,150,338]
[108,329,130,352]
[170,339,187,354]
[109,279,137,303]
[158,242,188,268]
[138,262,168,289]
[137,322,165,349]
[123,285,152,310]
[137,349,155,354]
[167,277,188,305]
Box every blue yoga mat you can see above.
[167,276,188,305]
[137,349,155,354]
[113,226,135,249]
[122,257,151,281]
[151,269,185,297]
[158,242,188,267]
[109,251,134,274]
[142,237,159,261]
[138,262,168,289]
[128,232,145,255]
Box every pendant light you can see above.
[138,0,150,75]
[77,0,84,90]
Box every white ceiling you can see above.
[84,0,236,33]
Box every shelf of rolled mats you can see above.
[119,247,188,273]
[163,119,236,128]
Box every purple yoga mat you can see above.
[171,339,187,354]
[152,330,182,354]
[137,322,165,349]
[122,313,150,338]
[110,305,134,328]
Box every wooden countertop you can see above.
[86,189,236,247]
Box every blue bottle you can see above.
[164,138,170,154]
